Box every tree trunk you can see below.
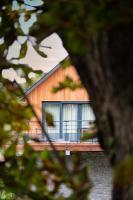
[71,23,133,200]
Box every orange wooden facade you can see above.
[18,142,102,152]
[25,65,102,151]
[27,65,89,120]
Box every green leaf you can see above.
[45,111,54,127]
[81,123,98,141]
[4,140,17,158]
[52,75,82,93]
[24,13,31,22]
[19,42,27,59]
[40,150,50,160]
[33,46,47,58]
[81,131,97,141]
[61,58,71,69]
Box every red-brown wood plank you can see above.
[17,142,103,152]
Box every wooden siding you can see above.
[18,142,103,152]
[27,65,89,120]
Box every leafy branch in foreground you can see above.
[0,77,92,199]
[52,75,82,93]
[0,1,94,199]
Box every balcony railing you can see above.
[25,120,98,144]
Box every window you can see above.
[42,101,95,142]
[44,103,60,140]
[63,104,78,141]
[82,104,95,129]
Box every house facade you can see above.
[24,63,101,151]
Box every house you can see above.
[23,62,112,199]
[24,61,102,152]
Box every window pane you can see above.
[63,104,78,141]
[82,104,97,142]
[45,104,60,140]
[82,104,95,128]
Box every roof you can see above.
[24,56,68,96]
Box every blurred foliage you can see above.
[52,75,82,93]
[45,111,54,127]
[81,122,98,142]
[2,0,133,199]
[60,58,72,69]
[0,1,93,199]
[0,190,15,200]
[114,155,133,186]
[31,0,133,56]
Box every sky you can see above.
[2,33,68,83]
